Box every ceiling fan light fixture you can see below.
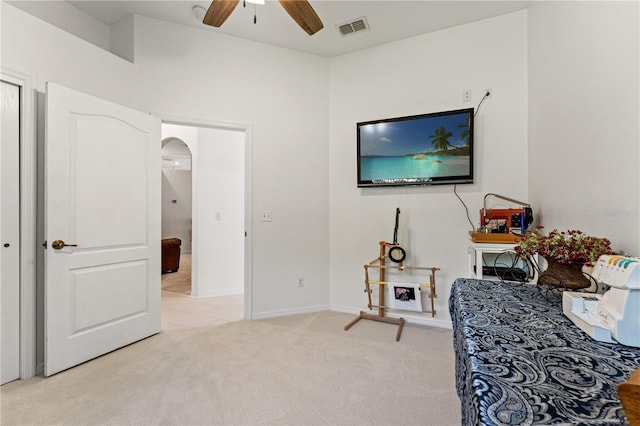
[192,5,207,21]
[202,0,323,35]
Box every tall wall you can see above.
[528,1,640,256]
[328,11,529,327]
[1,3,135,104]
[194,126,245,297]
[4,0,111,53]
[133,16,331,315]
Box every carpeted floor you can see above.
[1,311,461,425]
[162,253,191,294]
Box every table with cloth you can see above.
[449,278,640,425]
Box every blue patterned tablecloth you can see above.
[449,278,640,426]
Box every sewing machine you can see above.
[479,193,533,234]
[562,255,640,347]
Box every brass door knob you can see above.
[51,240,78,250]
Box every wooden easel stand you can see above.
[344,241,440,341]
[344,310,406,341]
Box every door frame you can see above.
[1,69,37,379]
[160,114,253,320]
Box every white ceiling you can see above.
[61,0,529,57]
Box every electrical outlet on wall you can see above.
[297,277,304,287]
[463,89,472,102]
[484,87,492,98]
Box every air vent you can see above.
[337,16,370,37]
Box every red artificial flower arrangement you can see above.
[515,228,615,266]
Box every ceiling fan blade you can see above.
[203,0,240,27]
[278,0,324,35]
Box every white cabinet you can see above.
[467,241,539,282]
[467,242,518,280]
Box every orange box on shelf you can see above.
[468,231,526,244]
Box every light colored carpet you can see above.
[1,311,461,425]
[162,253,191,294]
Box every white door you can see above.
[45,83,161,376]
[1,80,21,384]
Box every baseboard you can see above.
[251,304,330,320]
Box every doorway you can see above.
[161,137,193,296]
[160,122,249,330]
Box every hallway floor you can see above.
[161,250,244,330]
[161,291,244,331]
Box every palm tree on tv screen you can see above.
[429,126,453,152]
[457,117,471,147]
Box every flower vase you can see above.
[538,258,591,290]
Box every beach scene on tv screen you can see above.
[359,111,471,183]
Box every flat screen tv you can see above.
[357,108,474,187]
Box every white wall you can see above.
[195,126,245,297]
[161,161,193,253]
[0,3,135,104]
[328,11,529,327]
[134,16,330,316]
[110,15,135,63]
[528,1,640,256]
[5,1,111,53]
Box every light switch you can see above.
[261,210,272,222]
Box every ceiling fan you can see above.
[203,0,324,35]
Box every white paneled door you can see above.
[45,83,161,376]
[1,81,21,384]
